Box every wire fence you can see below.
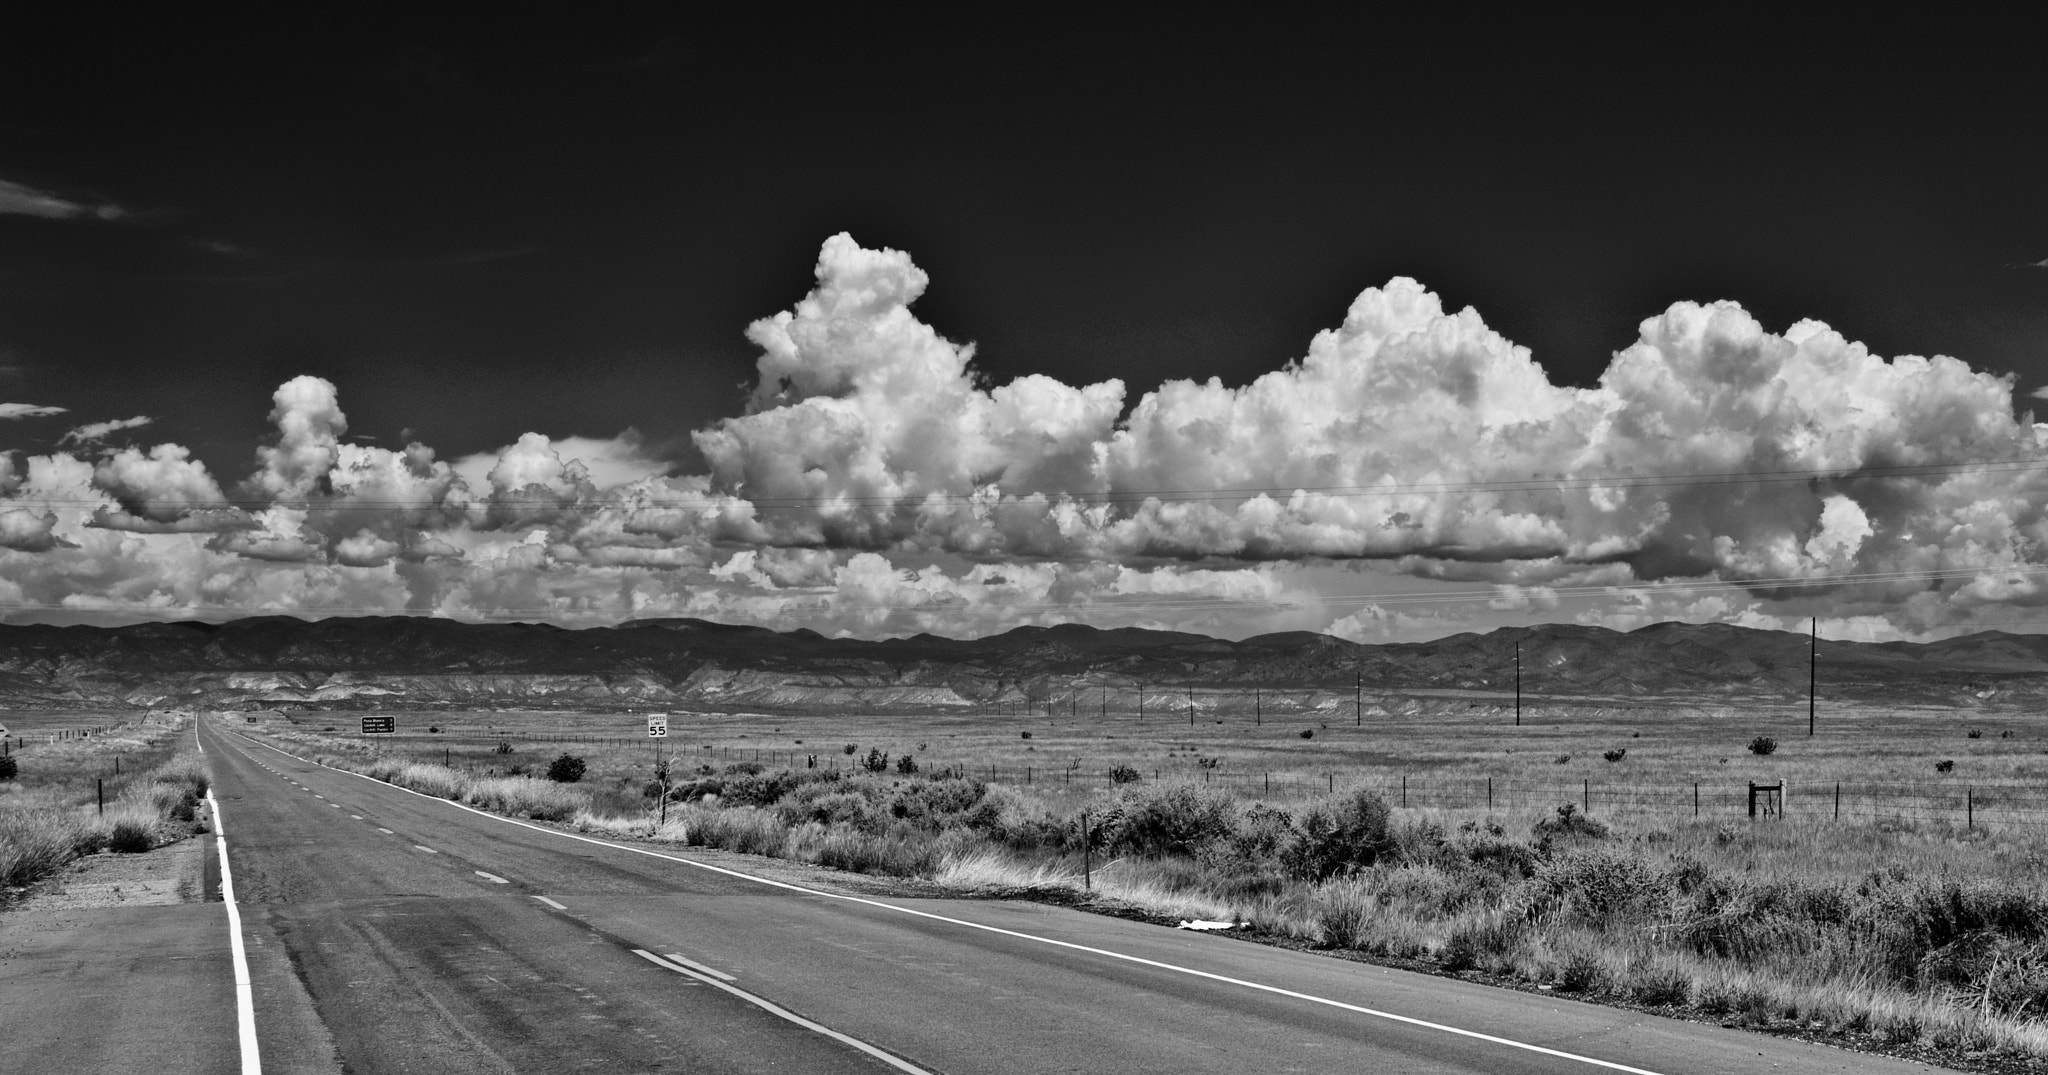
[1,724,123,752]
[419,731,2048,832]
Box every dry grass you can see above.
[233,704,2048,1062]
[0,715,206,893]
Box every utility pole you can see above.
[1809,617,1817,737]
[1515,639,1522,727]
[1354,661,1362,727]
[1188,687,1195,727]
[1255,686,1261,726]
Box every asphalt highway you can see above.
[189,717,1943,1074]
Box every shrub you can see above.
[1019,731,1032,740]
[1312,878,1375,948]
[1935,759,1955,774]
[1966,728,1983,739]
[843,743,858,755]
[1631,965,1693,1006]
[106,813,157,853]
[1299,729,1314,739]
[862,747,890,773]
[0,754,17,780]
[546,754,587,783]
[1100,782,1236,857]
[894,753,919,775]
[1553,754,1570,765]
[428,726,440,734]
[1747,735,1777,756]
[1531,802,1608,840]
[1602,748,1626,763]
[1556,950,1604,993]
[1195,756,1220,771]
[495,741,514,755]
[1108,764,1141,785]
[1529,845,1657,921]
[1285,789,1396,880]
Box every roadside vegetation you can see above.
[0,713,210,896]
[239,708,2048,1063]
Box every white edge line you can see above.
[231,732,1667,1075]
[205,781,262,1075]
[633,950,930,1074]
[533,896,568,910]
[660,952,737,981]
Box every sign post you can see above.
[648,713,669,825]
[361,716,395,735]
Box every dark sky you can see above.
[3,10,2045,478]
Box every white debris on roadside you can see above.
[1177,919,1236,931]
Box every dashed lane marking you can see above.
[662,952,736,981]
[350,814,364,820]
[532,896,568,911]
[376,828,394,835]
[414,845,439,854]
[474,871,509,884]
[633,951,930,1074]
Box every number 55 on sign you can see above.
[647,714,667,738]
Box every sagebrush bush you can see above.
[1284,789,1396,880]
[0,754,16,780]
[1096,782,1237,858]
[546,754,587,783]
[1748,735,1778,756]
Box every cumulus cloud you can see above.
[0,402,67,419]
[7,232,2048,640]
[0,508,69,552]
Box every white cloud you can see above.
[7,234,2048,641]
[0,178,126,221]
[0,402,67,419]
[61,416,155,445]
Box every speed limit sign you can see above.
[647,713,668,738]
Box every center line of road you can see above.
[532,896,568,910]
[661,952,736,981]
[239,731,1669,1075]
[350,815,363,820]
[413,845,439,854]
[474,871,509,884]
[376,828,394,834]
[634,951,931,1074]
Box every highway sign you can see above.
[647,713,668,738]
[362,716,396,734]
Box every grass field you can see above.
[234,693,2048,1064]
[0,711,208,895]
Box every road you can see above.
[77,717,1955,1073]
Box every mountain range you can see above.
[3,616,2045,714]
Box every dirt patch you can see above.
[4,835,208,913]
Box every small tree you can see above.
[1747,736,1777,756]
[546,754,587,783]
[0,754,15,780]
[895,753,919,774]
[862,747,890,773]
[843,743,858,755]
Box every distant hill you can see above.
[1,616,2043,713]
